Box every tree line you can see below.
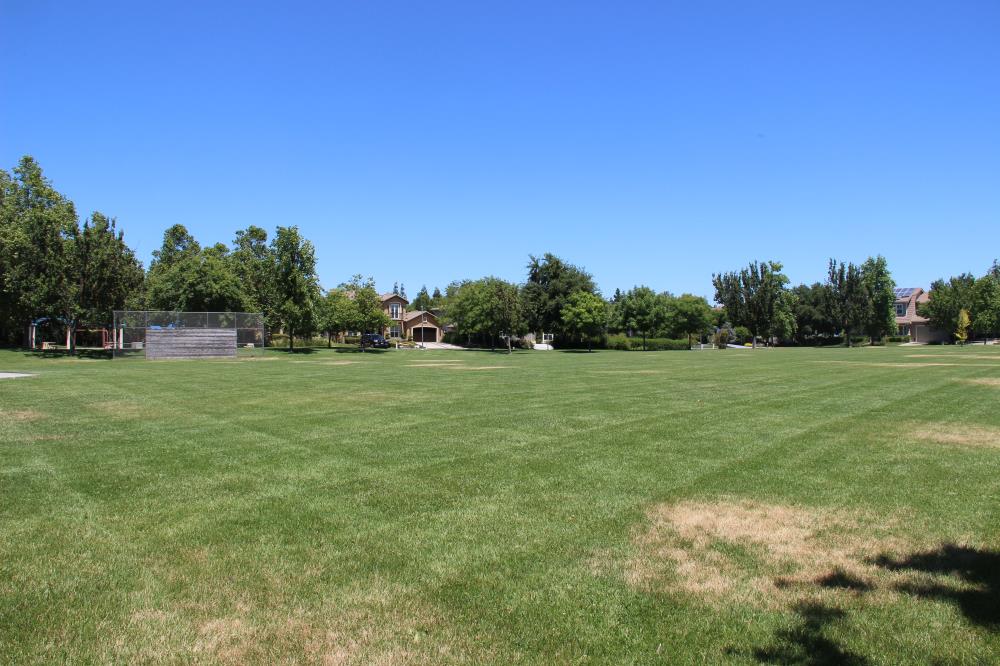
[916,265,1000,343]
[3,156,998,351]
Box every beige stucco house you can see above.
[380,293,442,342]
[894,288,948,343]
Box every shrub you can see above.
[886,335,911,343]
[265,333,330,348]
[606,334,689,351]
[713,329,730,349]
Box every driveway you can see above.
[418,341,466,350]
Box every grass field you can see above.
[1,345,998,664]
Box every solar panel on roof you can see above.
[893,288,916,299]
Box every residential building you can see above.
[380,293,442,342]
[894,288,948,343]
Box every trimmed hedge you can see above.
[606,334,689,351]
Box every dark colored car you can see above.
[361,333,390,349]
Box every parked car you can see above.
[361,333,390,349]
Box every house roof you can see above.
[381,293,409,305]
[403,310,437,323]
[894,287,924,303]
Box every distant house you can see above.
[894,288,948,343]
[380,293,442,342]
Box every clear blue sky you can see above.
[3,1,998,300]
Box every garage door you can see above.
[413,327,436,342]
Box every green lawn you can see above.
[1,345,998,664]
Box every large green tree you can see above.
[561,291,608,351]
[522,253,596,338]
[861,255,897,342]
[790,283,835,343]
[616,286,667,351]
[449,277,525,352]
[0,157,145,349]
[347,275,390,351]
[970,265,1000,341]
[825,259,867,347]
[145,228,248,314]
[230,225,277,330]
[919,273,977,336]
[411,285,432,311]
[71,212,144,327]
[712,260,792,348]
[271,226,320,349]
[318,288,358,347]
[669,293,714,348]
[0,157,78,343]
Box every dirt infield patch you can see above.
[621,500,915,608]
[909,422,1000,449]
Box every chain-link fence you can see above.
[112,311,266,359]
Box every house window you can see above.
[542,333,554,342]
[895,303,907,317]
[389,303,401,319]
[389,326,401,338]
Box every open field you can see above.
[1,345,998,664]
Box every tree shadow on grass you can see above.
[748,602,870,665]
[20,349,111,360]
[871,544,1000,628]
[814,569,872,592]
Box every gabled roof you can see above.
[894,287,923,303]
[381,293,409,305]
[403,310,437,323]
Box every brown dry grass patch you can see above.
[963,378,1000,387]
[0,408,44,422]
[620,499,922,608]
[589,370,664,375]
[909,422,1000,449]
[814,361,958,368]
[124,585,455,665]
[407,363,507,370]
[405,362,466,367]
[89,400,171,419]
[906,353,1000,360]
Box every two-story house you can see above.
[380,293,442,342]
[894,287,948,343]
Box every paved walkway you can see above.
[418,342,466,350]
[0,372,34,380]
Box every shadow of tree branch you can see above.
[870,544,999,628]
